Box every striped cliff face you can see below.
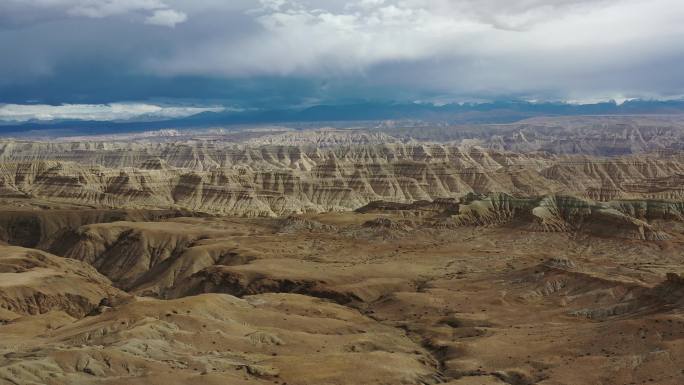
[1,139,684,217]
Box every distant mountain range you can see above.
[2,99,684,136]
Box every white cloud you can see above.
[145,9,187,27]
[2,0,684,101]
[66,0,166,18]
[143,0,684,100]
[3,0,186,27]
[0,103,224,122]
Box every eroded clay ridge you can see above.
[1,140,684,216]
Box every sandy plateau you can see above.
[1,126,684,385]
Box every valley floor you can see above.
[1,201,684,385]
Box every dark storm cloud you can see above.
[1,0,684,120]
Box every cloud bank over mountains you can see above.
[1,0,683,108]
[0,103,223,122]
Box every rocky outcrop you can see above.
[358,193,677,240]
[277,215,337,233]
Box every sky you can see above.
[1,0,684,122]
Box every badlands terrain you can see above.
[1,118,684,384]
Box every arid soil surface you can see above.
[1,131,684,385]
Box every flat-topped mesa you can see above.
[277,215,337,233]
[542,257,579,270]
[356,198,460,218]
[362,217,411,232]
